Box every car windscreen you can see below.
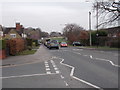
[61,42,67,44]
[50,40,58,44]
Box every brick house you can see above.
[4,29,22,40]
[3,23,26,39]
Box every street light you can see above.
[96,1,99,48]
[89,11,92,46]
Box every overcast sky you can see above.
[1,0,97,33]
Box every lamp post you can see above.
[89,11,92,46]
[96,1,99,48]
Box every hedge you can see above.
[0,40,6,50]
[8,38,25,55]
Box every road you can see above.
[1,45,119,89]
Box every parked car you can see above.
[47,40,59,49]
[60,42,68,47]
[72,41,82,46]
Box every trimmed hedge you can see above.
[8,38,25,55]
[0,40,6,50]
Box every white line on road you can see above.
[46,68,50,71]
[90,55,93,59]
[45,65,49,68]
[72,52,120,68]
[44,61,48,64]
[83,55,89,56]
[46,71,51,74]
[1,73,58,79]
[54,67,58,70]
[55,71,60,74]
[64,81,69,86]
[45,63,49,66]
[73,52,81,55]
[60,75,64,79]
[57,57,102,89]
[94,57,120,67]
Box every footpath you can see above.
[1,45,52,67]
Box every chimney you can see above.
[16,22,21,31]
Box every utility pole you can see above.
[89,11,92,46]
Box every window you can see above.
[10,34,16,38]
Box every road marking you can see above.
[73,49,83,51]
[50,60,60,74]
[53,65,56,68]
[1,73,58,79]
[46,71,51,74]
[56,57,102,89]
[64,81,69,86]
[73,52,81,55]
[54,67,58,70]
[45,61,48,64]
[94,58,120,67]
[83,55,88,56]
[45,63,49,66]
[46,68,50,71]
[72,52,119,68]
[90,55,93,59]
[55,71,60,74]
[45,65,49,68]
[1,60,48,68]
[60,75,64,79]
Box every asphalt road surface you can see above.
[1,45,119,89]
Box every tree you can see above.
[91,30,108,46]
[63,23,89,45]
[93,0,120,27]
[41,31,49,38]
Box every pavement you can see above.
[1,45,119,89]
[1,45,52,67]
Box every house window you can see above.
[10,34,16,38]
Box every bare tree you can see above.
[63,23,88,44]
[93,0,120,27]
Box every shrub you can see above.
[26,38,33,46]
[33,40,39,46]
[8,38,25,55]
[0,40,6,50]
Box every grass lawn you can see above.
[51,37,66,42]
[16,49,37,56]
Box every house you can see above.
[4,29,22,40]
[101,26,120,38]
[25,27,40,40]
[0,25,3,39]
[3,22,25,38]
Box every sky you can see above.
[1,0,97,33]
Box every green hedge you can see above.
[26,38,33,46]
[0,40,6,50]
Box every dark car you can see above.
[72,41,82,46]
[47,40,59,49]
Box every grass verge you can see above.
[16,49,37,56]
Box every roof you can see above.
[100,26,120,34]
[0,25,3,31]
[3,27,24,35]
